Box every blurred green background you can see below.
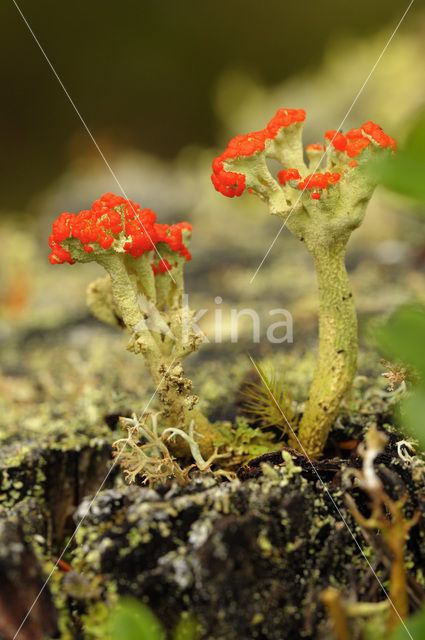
[0,0,418,210]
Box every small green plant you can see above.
[48,193,215,460]
[214,417,277,469]
[212,108,396,457]
[241,358,297,435]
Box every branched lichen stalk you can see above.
[48,193,215,459]
[211,109,396,457]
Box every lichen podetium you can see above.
[48,193,214,458]
[212,110,396,457]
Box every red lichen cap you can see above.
[361,121,397,151]
[265,108,306,137]
[210,112,396,203]
[48,233,75,265]
[277,168,301,185]
[51,212,75,242]
[325,131,347,152]
[179,246,192,260]
[306,143,323,152]
[345,135,370,158]
[175,221,193,232]
[344,122,396,158]
[211,108,306,198]
[157,259,173,274]
[297,171,341,195]
[154,223,184,252]
[167,222,192,260]
[49,194,192,265]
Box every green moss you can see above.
[214,417,277,467]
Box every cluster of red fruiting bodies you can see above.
[211,108,306,198]
[211,109,396,199]
[277,168,341,200]
[49,193,192,271]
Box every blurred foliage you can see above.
[392,605,425,640]
[172,615,199,640]
[374,305,425,450]
[372,112,425,451]
[106,598,197,640]
[371,112,425,204]
[375,305,425,381]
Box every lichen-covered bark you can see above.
[297,242,357,457]
[69,437,425,640]
[2,423,424,640]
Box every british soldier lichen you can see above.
[212,109,396,457]
[48,193,214,459]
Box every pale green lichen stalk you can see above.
[212,109,396,457]
[48,193,215,459]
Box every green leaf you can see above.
[403,115,425,159]
[368,112,425,205]
[371,153,425,203]
[373,305,425,381]
[107,599,166,640]
[373,305,425,450]
[401,391,425,451]
[392,605,425,640]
